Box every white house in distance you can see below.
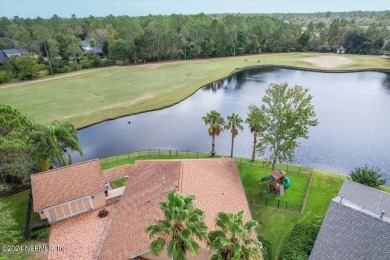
[30,158,259,260]
[336,46,346,54]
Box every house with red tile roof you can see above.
[31,160,132,223]
[31,158,256,260]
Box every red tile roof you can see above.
[98,160,182,259]
[98,158,252,259]
[49,203,118,260]
[31,160,105,211]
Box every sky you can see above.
[0,0,389,18]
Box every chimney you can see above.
[380,211,385,219]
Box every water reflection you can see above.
[72,68,390,184]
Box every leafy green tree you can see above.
[15,55,39,80]
[108,39,132,63]
[382,40,390,54]
[146,191,208,260]
[349,165,388,189]
[0,104,35,182]
[33,120,83,169]
[225,113,244,158]
[0,201,21,246]
[246,105,264,162]
[208,211,260,260]
[202,110,225,157]
[118,17,143,63]
[33,24,57,76]
[255,83,318,170]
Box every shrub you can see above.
[37,63,47,71]
[0,70,11,84]
[30,227,50,240]
[258,234,273,260]
[280,217,323,260]
[349,165,388,188]
[318,44,331,53]
[101,58,116,67]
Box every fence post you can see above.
[265,198,268,206]
[116,155,119,161]
[277,200,280,209]
[285,202,288,210]
[23,191,33,240]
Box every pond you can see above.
[71,68,390,183]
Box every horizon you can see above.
[0,0,389,19]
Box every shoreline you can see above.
[76,64,390,130]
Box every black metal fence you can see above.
[100,149,312,175]
[100,149,219,165]
[23,190,33,240]
[247,195,303,212]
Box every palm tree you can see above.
[202,110,225,157]
[225,113,244,158]
[208,211,261,260]
[246,105,263,162]
[146,191,208,260]
[33,120,83,170]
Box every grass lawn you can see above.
[251,168,345,259]
[1,53,389,128]
[110,177,128,189]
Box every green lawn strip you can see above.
[2,53,389,128]
[1,190,30,233]
[110,177,128,189]
[0,240,47,260]
[1,190,42,244]
[251,205,301,259]
[380,185,390,193]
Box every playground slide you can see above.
[284,177,291,189]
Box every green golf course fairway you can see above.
[1,52,389,128]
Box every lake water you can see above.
[71,68,390,183]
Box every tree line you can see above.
[0,105,83,185]
[0,12,389,81]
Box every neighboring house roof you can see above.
[336,45,346,50]
[31,160,105,211]
[0,48,27,63]
[338,180,390,215]
[81,39,103,54]
[310,181,390,260]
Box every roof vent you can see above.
[380,211,386,219]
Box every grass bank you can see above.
[1,53,389,128]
